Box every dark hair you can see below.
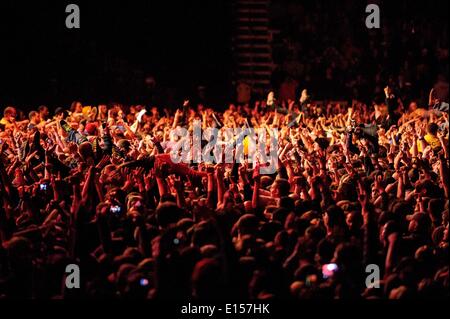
[28,110,38,120]
[274,178,291,197]
[427,123,439,135]
[191,221,219,247]
[279,196,295,211]
[3,106,16,117]
[234,214,259,236]
[160,193,176,204]
[272,207,291,224]
[54,107,66,117]
[156,202,183,228]
[325,205,345,228]
[38,105,48,112]
[191,258,225,299]
[70,101,81,112]
[428,199,444,224]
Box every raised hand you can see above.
[238,164,248,182]
[143,170,155,190]
[299,89,309,104]
[205,164,215,175]
[428,88,435,106]
[24,150,38,167]
[384,86,393,98]
[67,142,78,154]
[172,175,183,191]
[374,174,385,194]
[252,163,261,182]
[357,178,368,206]
[214,163,225,181]
[95,155,111,171]
[154,162,169,179]
[14,168,25,187]
[134,167,145,186]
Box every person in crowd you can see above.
[0,82,448,300]
[38,105,50,123]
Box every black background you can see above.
[0,1,448,110]
[0,0,232,108]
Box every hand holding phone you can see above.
[110,205,122,216]
[322,263,339,279]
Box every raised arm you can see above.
[155,164,170,199]
[206,166,216,208]
[172,176,187,208]
[251,165,261,210]
[215,164,225,207]
[81,165,94,201]
[359,178,378,265]
[439,152,449,199]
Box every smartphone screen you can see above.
[322,263,338,279]
[110,205,122,216]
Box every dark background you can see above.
[0,1,448,111]
[0,0,233,108]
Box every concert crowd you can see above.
[0,84,448,299]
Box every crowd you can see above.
[271,0,449,104]
[0,85,448,299]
